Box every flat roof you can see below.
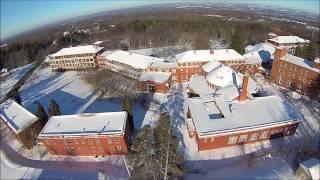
[139,72,171,83]
[175,49,245,64]
[102,50,164,70]
[188,95,301,137]
[39,112,127,137]
[51,45,104,57]
[268,36,310,44]
[0,99,38,134]
[281,54,320,73]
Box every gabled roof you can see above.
[175,49,245,63]
[50,45,104,57]
[39,112,128,137]
[0,99,38,134]
[139,72,171,83]
[102,50,163,70]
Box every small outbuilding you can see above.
[0,99,40,149]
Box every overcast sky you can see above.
[1,0,319,40]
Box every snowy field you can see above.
[1,67,136,179]
[0,63,34,101]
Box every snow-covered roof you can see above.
[202,61,222,73]
[206,65,241,87]
[39,112,128,137]
[300,158,320,180]
[244,43,275,63]
[175,49,245,63]
[93,41,103,45]
[139,72,171,83]
[102,50,164,70]
[188,95,301,136]
[268,36,310,45]
[150,61,178,68]
[50,45,104,57]
[0,99,38,134]
[189,73,256,101]
[281,54,320,73]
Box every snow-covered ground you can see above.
[0,63,34,101]
[1,67,133,179]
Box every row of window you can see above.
[227,128,289,145]
[149,68,176,73]
[277,76,303,92]
[66,145,123,152]
[202,127,290,144]
[46,138,120,145]
[53,54,95,59]
[50,58,94,64]
[279,62,310,77]
[51,63,95,69]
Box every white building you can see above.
[48,45,104,71]
[267,35,310,54]
[98,50,164,79]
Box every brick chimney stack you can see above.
[270,47,288,83]
[239,73,249,102]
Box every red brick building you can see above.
[186,67,301,150]
[138,72,172,93]
[270,47,320,95]
[38,112,130,156]
[0,99,40,149]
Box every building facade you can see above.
[138,72,172,93]
[48,45,104,71]
[38,112,130,156]
[270,47,320,95]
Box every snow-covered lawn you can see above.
[186,158,297,180]
[0,63,34,101]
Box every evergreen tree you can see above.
[154,113,184,178]
[121,98,134,130]
[229,29,245,54]
[294,46,305,58]
[131,125,151,153]
[36,103,48,123]
[305,44,317,61]
[48,99,61,117]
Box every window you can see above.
[296,84,302,92]
[95,139,100,145]
[115,138,119,144]
[210,137,214,142]
[117,146,122,151]
[107,139,112,144]
[74,140,78,144]
[203,138,208,143]
[277,76,282,84]
[260,131,269,139]
[81,140,85,144]
[109,146,114,151]
[91,147,96,151]
[238,135,248,143]
[287,80,291,88]
[228,136,238,144]
[88,139,93,144]
[249,133,259,141]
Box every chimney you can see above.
[239,73,249,102]
[210,49,214,54]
